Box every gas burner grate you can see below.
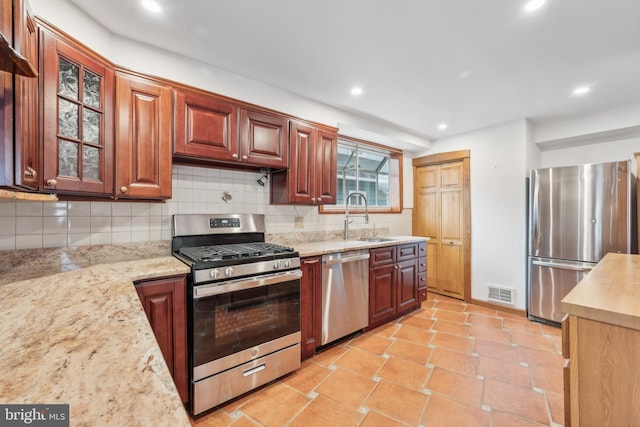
[179,242,295,263]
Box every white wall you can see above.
[540,136,639,171]
[415,120,530,309]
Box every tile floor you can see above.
[191,293,565,427]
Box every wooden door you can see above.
[285,120,315,203]
[413,157,467,299]
[41,28,114,195]
[300,256,321,360]
[313,129,337,204]
[397,258,418,312]
[135,276,188,403]
[115,72,172,199]
[13,0,38,189]
[369,264,397,328]
[174,89,238,161]
[239,108,288,168]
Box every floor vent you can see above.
[487,284,515,305]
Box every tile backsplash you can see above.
[0,165,413,251]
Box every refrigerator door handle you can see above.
[531,259,594,272]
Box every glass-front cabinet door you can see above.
[41,27,114,195]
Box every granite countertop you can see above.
[0,236,428,426]
[293,235,428,257]
[561,253,640,331]
[0,255,191,427]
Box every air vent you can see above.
[487,284,515,305]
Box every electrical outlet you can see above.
[294,216,304,228]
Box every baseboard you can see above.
[469,298,526,317]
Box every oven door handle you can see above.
[194,270,303,298]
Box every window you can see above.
[320,137,403,214]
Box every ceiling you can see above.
[66,0,640,143]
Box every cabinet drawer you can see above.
[397,243,419,261]
[370,246,396,267]
[418,272,427,289]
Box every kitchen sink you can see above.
[358,237,395,242]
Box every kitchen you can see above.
[1,0,640,426]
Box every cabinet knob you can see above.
[120,186,128,193]
[311,198,316,202]
[25,167,36,178]
[420,277,426,282]
[242,155,248,160]
[46,179,57,187]
[232,153,238,159]
[394,264,400,269]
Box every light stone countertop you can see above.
[561,252,640,331]
[0,256,192,427]
[0,236,428,426]
[292,235,429,258]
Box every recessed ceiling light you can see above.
[438,123,448,131]
[350,86,363,96]
[572,85,590,96]
[141,0,162,13]
[524,0,546,12]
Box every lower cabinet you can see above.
[135,275,188,404]
[300,256,322,360]
[368,243,425,330]
[562,314,640,426]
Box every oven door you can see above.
[191,269,302,382]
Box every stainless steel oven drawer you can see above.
[192,343,300,415]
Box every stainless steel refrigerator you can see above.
[527,160,636,324]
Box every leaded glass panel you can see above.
[83,109,100,144]
[83,146,100,180]
[58,58,79,99]
[58,139,78,177]
[58,99,79,139]
[83,70,101,108]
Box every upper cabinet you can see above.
[40,26,114,195]
[114,71,172,199]
[0,0,39,190]
[173,88,288,170]
[270,120,337,205]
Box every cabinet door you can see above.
[313,128,337,204]
[12,0,38,189]
[174,89,238,161]
[135,276,188,403]
[115,72,172,199]
[41,28,114,195]
[239,108,288,168]
[300,256,321,360]
[286,120,315,203]
[369,264,397,328]
[397,259,418,312]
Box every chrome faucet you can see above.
[344,192,369,240]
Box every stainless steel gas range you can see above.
[172,214,301,416]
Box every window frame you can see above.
[319,135,403,215]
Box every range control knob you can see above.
[284,260,291,268]
[273,261,281,270]
[224,267,234,277]
[210,269,220,279]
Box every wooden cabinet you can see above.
[0,0,39,189]
[563,313,640,426]
[40,26,114,195]
[270,119,337,205]
[115,71,172,199]
[368,243,423,330]
[135,275,188,404]
[300,256,322,360]
[174,88,288,169]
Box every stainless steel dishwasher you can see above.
[321,250,370,345]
